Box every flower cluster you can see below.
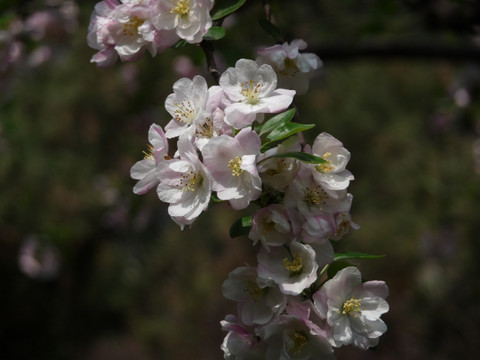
[87,0,214,67]
[131,57,389,359]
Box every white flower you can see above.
[221,315,266,360]
[156,138,211,223]
[130,123,169,194]
[249,204,294,250]
[222,266,286,326]
[201,127,262,210]
[256,39,322,95]
[219,59,295,129]
[153,0,214,43]
[284,166,352,216]
[309,132,354,191]
[257,241,318,296]
[313,266,389,350]
[260,314,334,360]
[330,211,359,241]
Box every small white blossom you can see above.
[313,266,389,350]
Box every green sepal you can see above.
[266,122,315,142]
[173,39,188,49]
[229,216,252,238]
[262,152,327,164]
[211,0,247,21]
[210,193,224,203]
[203,26,226,41]
[333,252,386,262]
[259,109,296,137]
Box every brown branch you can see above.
[200,40,220,84]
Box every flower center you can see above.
[195,117,214,138]
[142,144,155,160]
[304,185,328,206]
[179,169,202,192]
[279,57,299,76]
[288,331,308,355]
[228,156,244,176]
[170,0,190,17]
[283,254,303,275]
[315,152,334,173]
[173,100,196,124]
[240,80,263,105]
[244,279,263,302]
[122,16,144,36]
[342,297,362,317]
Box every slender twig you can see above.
[262,0,272,23]
[200,40,220,84]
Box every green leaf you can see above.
[263,152,328,164]
[211,0,246,21]
[333,252,386,262]
[229,216,252,238]
[203,26,226,41]
[267,122,315,142]
[259,109,296,137]
[173,39,188,49]
[327,261,352,279]
[258,19,284,42]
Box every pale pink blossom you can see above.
[156,138,212,223]
[221,314,267,360]
[201,127,262,210]
[130,123,169,194]
[219,59,295,129]
[249,204,294,250]
[222,266,286,326]
[308,132,354,191]
[153,0,214,43]
[313,266,389,350]
[256,39,321,95]
[331,211,359,241]
[257,241,318,296]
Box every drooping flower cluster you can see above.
[87,0,214,67]
[130,57,389,359]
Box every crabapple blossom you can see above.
[260,314,335,360]
[153,0,214,43]
[130,123,169,194]
[284,166,353,216]
[331,211,360,241]
[219,59,296,129]
[313,266,389,350]
[221,315,267,360]
[164,75,226,146]
[222,266,287,326]
[249,204,295,250]
[256,39,322,95]
[308,132,354,191]
[87,0,177,67]
[257,137,301,192]
[257,241,318,296]
[201,127,262,210]
[156,138,211,223]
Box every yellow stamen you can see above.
[122,16,144,36]
[244,279,263,302]
[283,254,303,275]
[304,185,328,206]
[279,57,299,76]
[315,152,334,173]
[342,297,362,318]
[228,156,244,176]
[170,0,190,17]
[179,170,202,192]
[142,144,155,160]
[288,331,308,354]
[240,80,263,105]
[173,100,196,124]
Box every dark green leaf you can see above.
[173,39,188,49]
[211,0,246,21]
[229,216,252,238]
[327,261,352,279]
[333,252,386,262]
[263,152,327,164]
[266,122,315,142]
[203,26,226,41]
[258,19,284,42]
[259,109,296,136]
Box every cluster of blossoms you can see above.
[131,55,389,358]
[87,0,214,67]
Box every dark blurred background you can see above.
[1,0,480,359]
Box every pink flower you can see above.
[201,127,262,210]
[249,204,295,250]
[219,59,295,129]
[130,123,169,195]
[313,266,389,350]
[221,314,267,360]
[256,39,321,95]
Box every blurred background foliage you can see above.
[1,0,480,359]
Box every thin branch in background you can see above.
[200,40,220,84]
[262,0,272,23]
